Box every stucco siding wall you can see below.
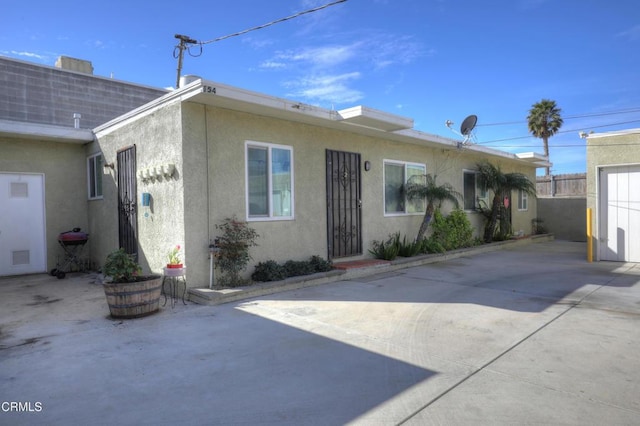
[181,103,210,287]
[537,197,586,241]
[92,101,185,275]
[0,137,88,271]
[204,107,538,276]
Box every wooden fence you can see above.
[536,173,586,197]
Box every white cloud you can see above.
[370,34,424,69]
[259,30,425,107]
[616,25,640,41]
[260,60,287,69]
[242,36,274,49]
[7,50,46,60]
[278,43,360,68]
[285,72,363,104]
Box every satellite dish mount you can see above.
[445,114,478,148]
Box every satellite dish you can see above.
[445,114,478,148]
[460,115,478,136]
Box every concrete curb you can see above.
[188,234,555,305]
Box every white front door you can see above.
[0,173,47,276]
[598,165,640,262]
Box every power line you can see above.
[476,119,640,145]
[476,107,640,127]
[199,0,347,45]
[173,0,347,88]
[487,143,640,148]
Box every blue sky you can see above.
[3,0,639,175]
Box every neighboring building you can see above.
[586,129,640,262]
[0,56,166,276]
[1,56,549,282]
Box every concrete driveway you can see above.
[1,240,639,425]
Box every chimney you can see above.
[55,56,94,75]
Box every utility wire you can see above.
[173,0,347,88]
[487,142,640,148]
[199,0,347,45]
[198,0,347,46]
[475,119,640,145]
[476,107,640,127]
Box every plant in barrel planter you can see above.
[215,217,259,288]
[102,248,163,319]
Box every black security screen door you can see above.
[326,149,362,259]
[117,145,138,259]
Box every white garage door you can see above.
[598,165,640,262]
[0,173,47,276]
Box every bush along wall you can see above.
[252,255,333,282]
[369,209,480,260]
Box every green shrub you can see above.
[283,260,316,277]
[369,233,400,260]
[419,238,446,254]
[427,209,475,251]
[397,234,422,257]
[310,255,333,272]
[252,256,333,282]
[251,260,287,282]
[215,216,259,287]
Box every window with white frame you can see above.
[463,170,488,210]
[246,141,293,220]
[384,160,426,215]
[87,153,103,200]
[518,189,528,211]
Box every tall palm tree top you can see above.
[527,99,564,139]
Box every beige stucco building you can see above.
[586,129,640,262]
[88,79,547,287]
[1,56,551,283]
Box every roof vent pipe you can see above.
[73,113,81,129]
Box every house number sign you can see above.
[203,86,216,94]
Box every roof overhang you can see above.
[516,152,552,168]
[586,128,640,139]
[94,78,548,168]
[337,106,413,131]
[0,119,94,144]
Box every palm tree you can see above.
[406,174,462,241]
[527,99,563,176]
[476,161,536,243]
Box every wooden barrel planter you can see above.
[103,275,163,319]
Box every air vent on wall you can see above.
[12,250,30,266]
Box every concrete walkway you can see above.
[1,241,639,425]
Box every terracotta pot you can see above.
[167,263,183,269]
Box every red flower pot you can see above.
[167,264,183,269]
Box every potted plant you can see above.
[167,244,183,268]
[102,248,163,319]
